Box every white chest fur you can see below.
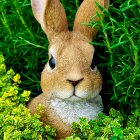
[50,96,103,125]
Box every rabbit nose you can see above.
[67,78,84,86]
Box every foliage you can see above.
[0,53,56,140]
[65,108,140,140]
[60,0,80,30]
[90,0,140,113]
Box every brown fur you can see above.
[28,0,109,139]
[28,94,72,139]
[73,0,104,41]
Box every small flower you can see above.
[7,69,15,76]
[0,54,5,63]
[36,104,45,114]
[0,80,6,87]
[13,73,21,83]
[0,63,6,73]
[21,90,31,101]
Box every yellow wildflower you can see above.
[36,104,45,115]
[22,90,31,101]
[0,63,6,73]
[13,74,21,83]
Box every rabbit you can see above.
[28,0,109,139]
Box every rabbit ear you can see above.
[73,0,109,41]
[31,0,68,41]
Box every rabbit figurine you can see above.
[28,0,109,139]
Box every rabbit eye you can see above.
[49,55,56,69]
[90,56,97,70]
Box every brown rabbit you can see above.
[28,0,109,139]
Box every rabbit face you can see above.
[41,31,102,102]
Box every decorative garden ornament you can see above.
[28,0,109,139]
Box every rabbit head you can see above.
[31,0,108,102]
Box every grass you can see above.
[0,0,79,95]
[0,0,140,115]
[92,0,140,114]
[0,0,48,93]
